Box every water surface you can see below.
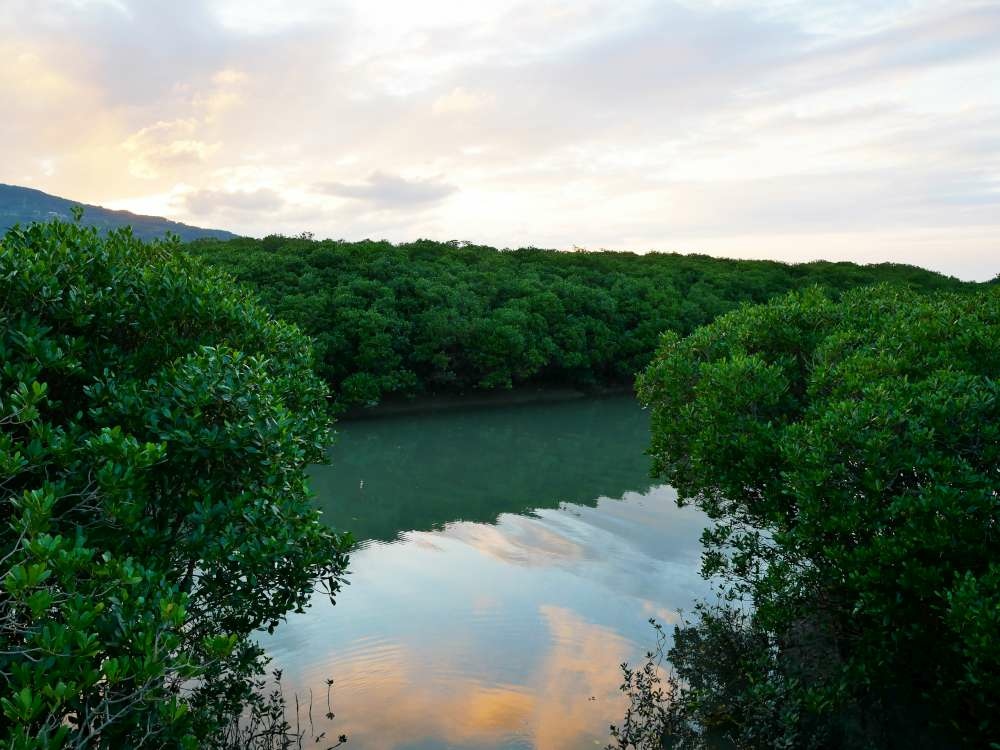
[267,396,708,750]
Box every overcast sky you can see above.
[2,0,998,279]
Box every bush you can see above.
[0,219,351,748]
[633,285,1000,748]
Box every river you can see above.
[265,395,709,750]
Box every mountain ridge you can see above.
[0,183,237,242]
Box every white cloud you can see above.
[316,172,458,210]
[183,187,284,215]
[1,0,997,279]
[122,119,219,179]
[432,87,494,115]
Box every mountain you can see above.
[0,183,237,242]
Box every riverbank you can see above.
[337,383,634,421]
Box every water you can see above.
[266,395,709,750]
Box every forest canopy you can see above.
[187,235,971,407]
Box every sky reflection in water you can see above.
[266,396,709,749]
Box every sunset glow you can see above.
[3,0,998,279]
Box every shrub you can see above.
[0,219,351,748]
[632,285,1000,748]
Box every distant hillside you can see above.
[0,183,237,242]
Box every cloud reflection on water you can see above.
[267,484,708,749]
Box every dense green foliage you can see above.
[187,235,968,406]
[0,219,350,748]
[634,285,1000,748]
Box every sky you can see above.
[2,0,998,280]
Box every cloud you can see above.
[766,3,1000,97]
[182,187,284,216]
[315,171,457,209]
[1,0,998,278]
[121,119,219,179]
[432,86,493,115]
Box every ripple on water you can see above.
[267,489,708,750]
[265,397,710,749]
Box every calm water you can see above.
[266,396,709,750]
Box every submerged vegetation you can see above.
[626,284,1000,749]
[0,219,351,748]
[187,235,968,406]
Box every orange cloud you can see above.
[280,603,636,750]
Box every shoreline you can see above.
[337,383,634,421]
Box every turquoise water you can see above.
[266,396,708,749]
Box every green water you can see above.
[267,395,708,750]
